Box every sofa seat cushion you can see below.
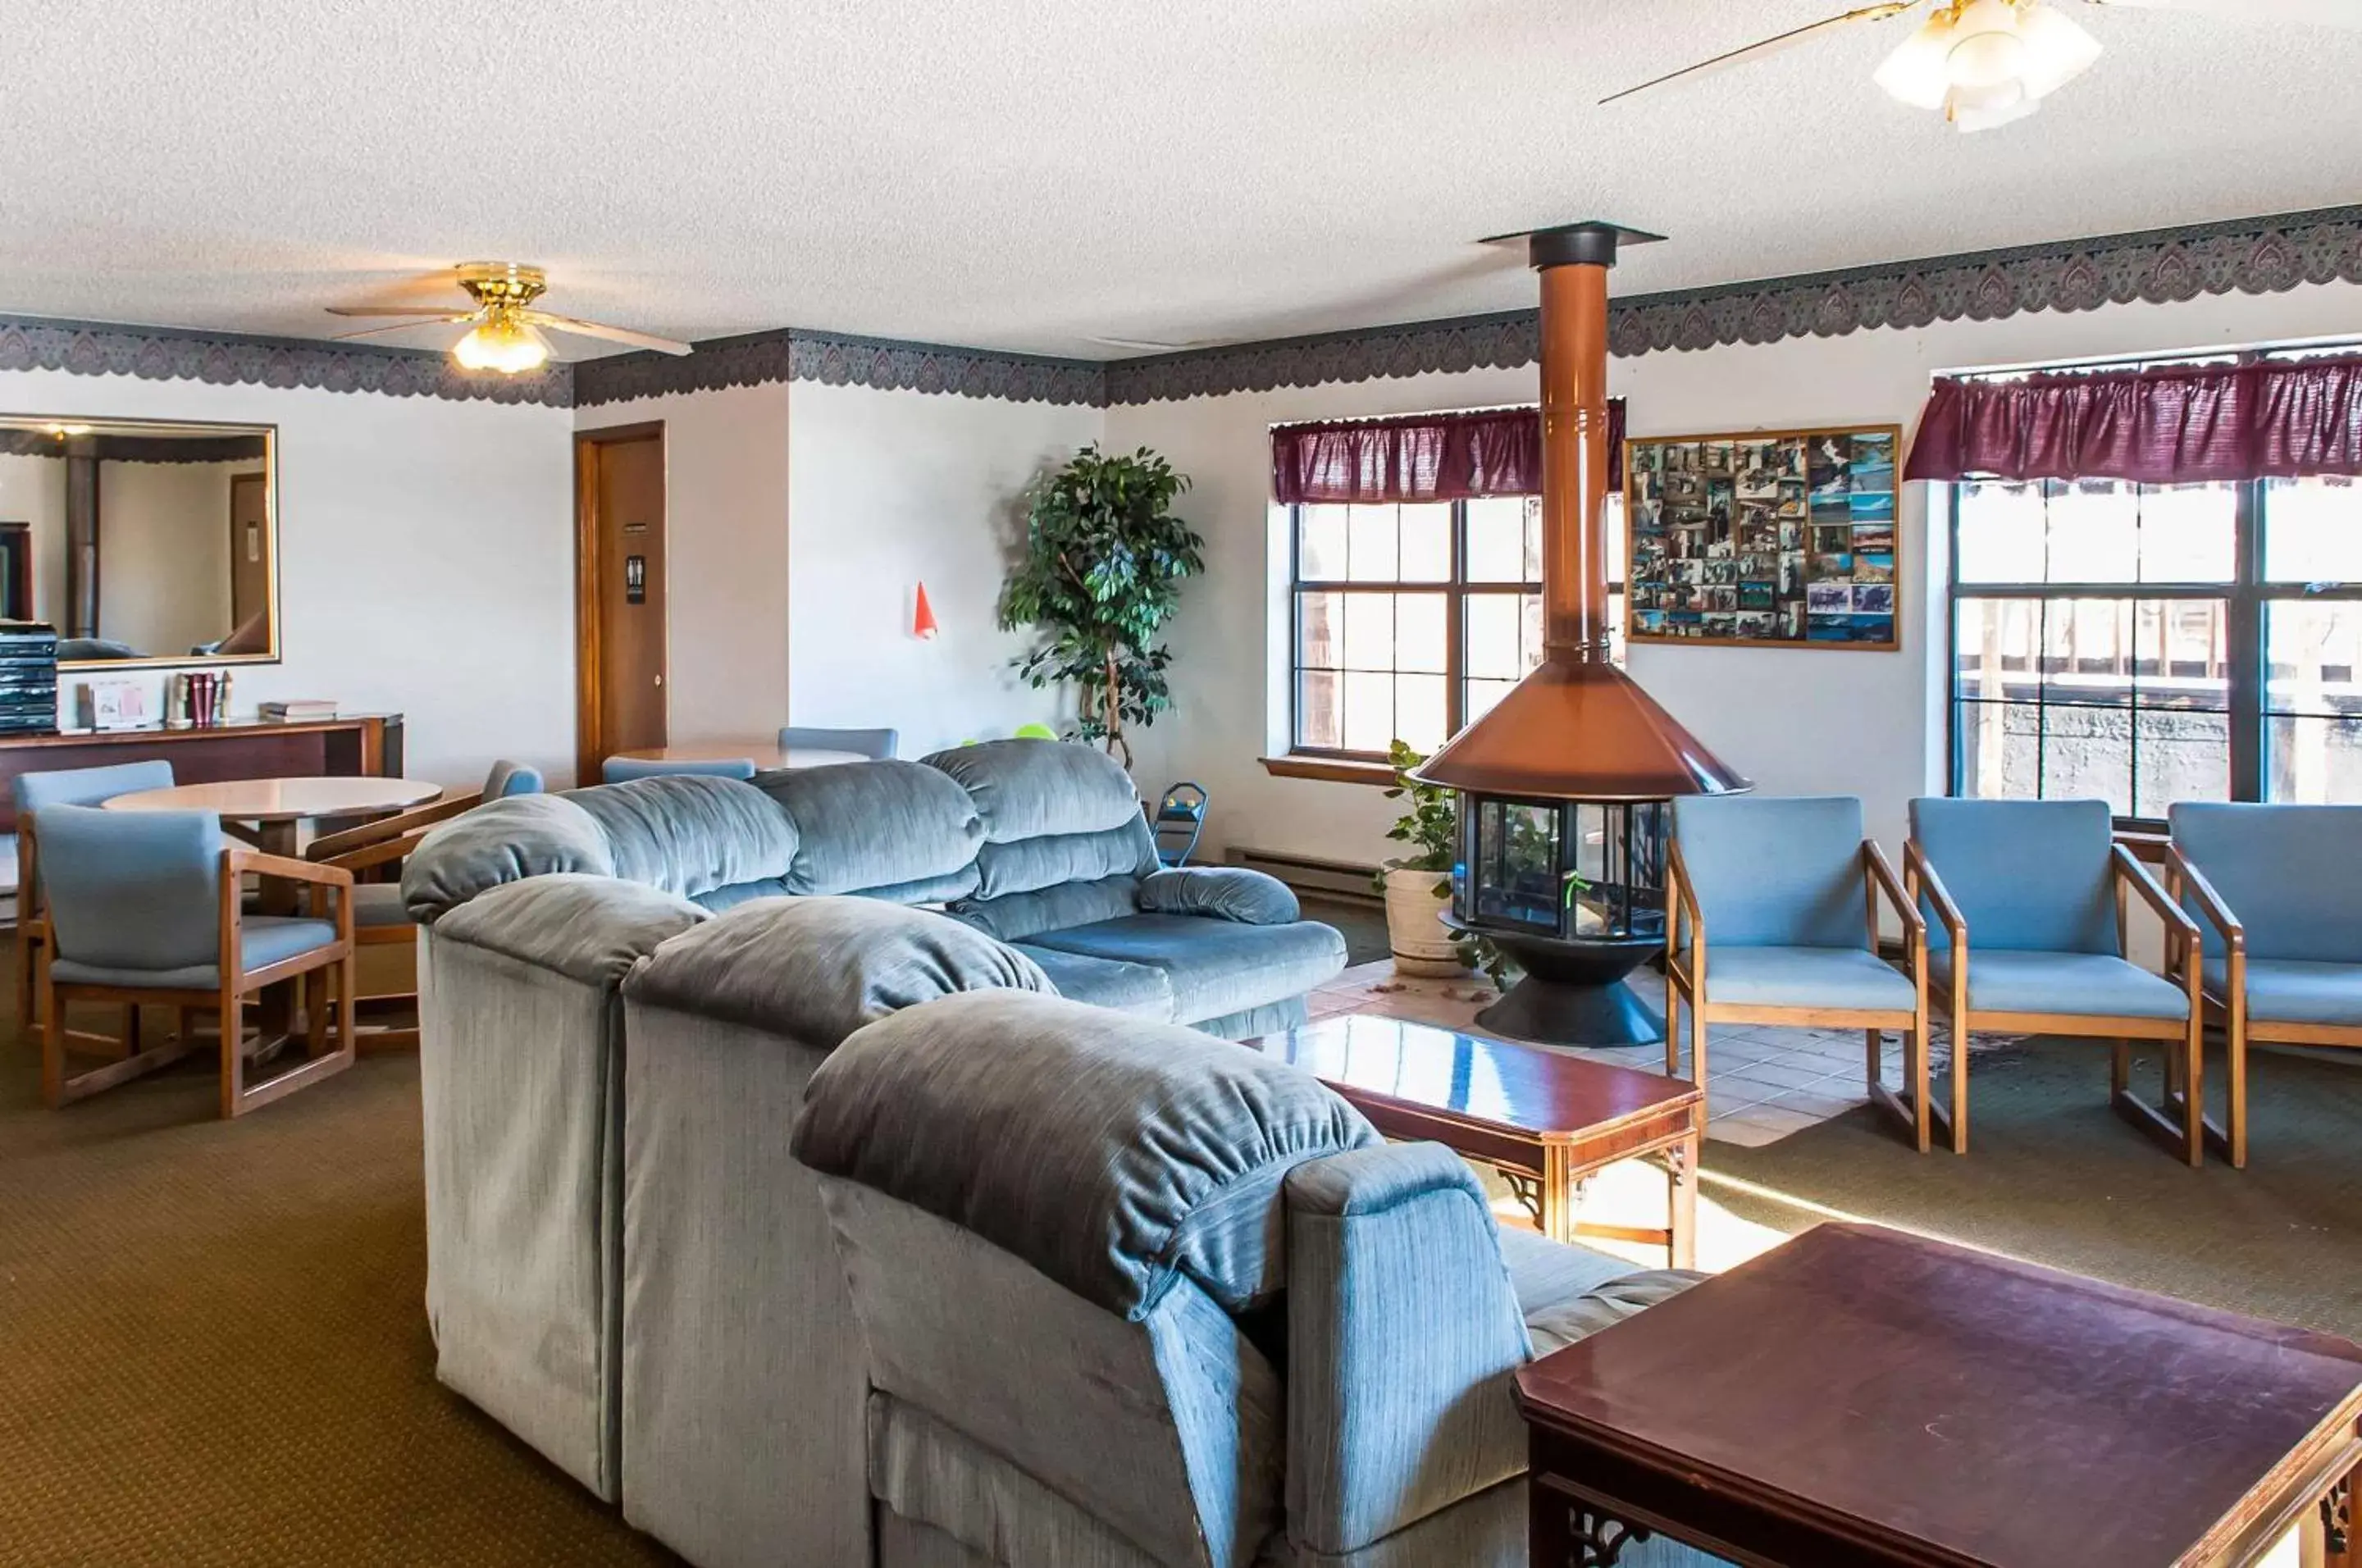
[1525,1269,1711,1359]
[1028,914,1347,1027]
[1932,949,2189,1020]
[1495,1226,1639,1321]
[1689,945,1915,1012]
[2205,958,2362,1028]
[51,915,339,989]
[1012,943,1175,1019]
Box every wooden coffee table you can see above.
[1246,1013,1702,1268]
[1516,1223,2362,1566]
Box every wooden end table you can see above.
[1516,1222,2362,1566]
[1246,1013,1703,1269]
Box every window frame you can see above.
[1945,346,2362,824]
[1285,496,1621,763]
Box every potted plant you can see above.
[999,445,1205,770]
[1374,741,1471,977]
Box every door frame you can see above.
[573,422,668,784]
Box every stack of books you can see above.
[259,699,338,722]
[0,622,59,735]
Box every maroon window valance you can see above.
[1271,401,1626,505]
[1905,355,2362,485]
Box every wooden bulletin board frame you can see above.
[1624,422,1905,651]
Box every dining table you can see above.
[609,741,870,770]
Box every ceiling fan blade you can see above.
[2081,0,2362,22]
[329,317,472,341]
[325,305,471,317]
[1600,2,1922,104]
[516,310,694,356]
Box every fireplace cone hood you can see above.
[1411,221,1744,1048]
[1413,221,1747,805]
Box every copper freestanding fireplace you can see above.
[1415,222,1748,1046]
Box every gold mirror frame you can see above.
[0,413,281,670]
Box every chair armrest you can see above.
[1282,1143,1530,1557]
[1904,841,1968,948]
[316,828,431,875]
[1665,839,1703,981]
[306,789,473,860]
[2163,846,2244,955]
[1863,840,1927,949]
[2111,844,2200,945]
[1135,866,1300,925]
[231,849,355,889]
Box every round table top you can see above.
[103,776,444,823]
[610,743,869,770]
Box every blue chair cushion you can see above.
[778,726,898,761]
[49,916,340,990]
[2205,958,2362,1029]
[1909,797,2119,955]
[1691,946,1917,1012]
[1025,914,1347,1028]
[15,759,175,813]
[2170,803,2362,965]
[1010,943,1176,1019]
[1672,795,1870,950]
[602,756,758,783]
[481,759,545,800]
[1931,950,2189,1020]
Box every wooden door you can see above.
[228,472,271,631]
[575,424,668,781]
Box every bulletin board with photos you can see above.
[1624,423,1903,650]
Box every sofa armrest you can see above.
[1281,1143,1529,1558]
[1137,866,1301,925]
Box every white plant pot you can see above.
[1383,866,1467,978]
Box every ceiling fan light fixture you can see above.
[453,316,550,375]
[2014,3,2104,98]
[1873,15,1957,108]
[1945,0,2031,87]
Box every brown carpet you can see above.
[0,976,677,1567]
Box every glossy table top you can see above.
[103,776,441,822]
[610,742,869,770]
[1517,1223,2362,1566]
[1247,1014,1699,1141]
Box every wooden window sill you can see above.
[1259,755,1396,786]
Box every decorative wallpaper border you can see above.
[0,314,572,406]
[7,205,2358,411]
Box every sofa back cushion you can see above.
[795,991,1379,1321]
[762,760,983,902]
[404,793,619,923]
[625,896,1052,1048]
[951,874,1143,944]
[2169,802,2362,964]
[563,776,801,905]
[925,738,1160,905]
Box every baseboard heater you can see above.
[1224,846,1381,905]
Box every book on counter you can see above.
[258,700,339,722]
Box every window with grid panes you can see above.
[1289,495,1624,759]
[1949,349,2362,819]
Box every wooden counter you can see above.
[0,713,402,832]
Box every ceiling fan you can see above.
[326,262,693,374]
[1602,0,2361,133]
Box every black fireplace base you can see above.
[1453,922,1667,1049]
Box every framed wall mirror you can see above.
[0,415,279,668]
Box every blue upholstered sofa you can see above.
[404,738,1346,1037]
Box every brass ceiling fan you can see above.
[326,262,693,373]
[1603,0,2361,133]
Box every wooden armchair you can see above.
[1663,795,1929,1141]
[1906,797,2205,1165]
[304,759,541,1050]
[35,804,354,1118]
[14,759,178,1034]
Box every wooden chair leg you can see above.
[16,932,36,1032]
[1948,996,1971,1155]
[218,987,244,1120]
[39,958,64,1110]
[1688,995,1709,1096]
[339,954,358,1066]
[1908,1025,1931,1154]
[1664,973,1680,1078]
[2225,1010,2248,1170]
[125,1002,143,1055]
[2180,1017,2205,1169]
[304,969,327,1058]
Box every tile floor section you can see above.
[1305,959,2011,1149]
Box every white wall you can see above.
[0,368,576,786]
[785,381,1103,758]
[1106,283,2362,866]
[577,382,794,746]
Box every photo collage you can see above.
[1625,425,1900,649]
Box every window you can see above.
[1949,353,2362,818]
[1289,495,1623,759]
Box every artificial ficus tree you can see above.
[999,444,1205,769]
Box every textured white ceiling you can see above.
[2,1,2359,360]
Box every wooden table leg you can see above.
[1667,1129,1699,1271]
[1542,1146,1581,1246]
[249,819,301,1036]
